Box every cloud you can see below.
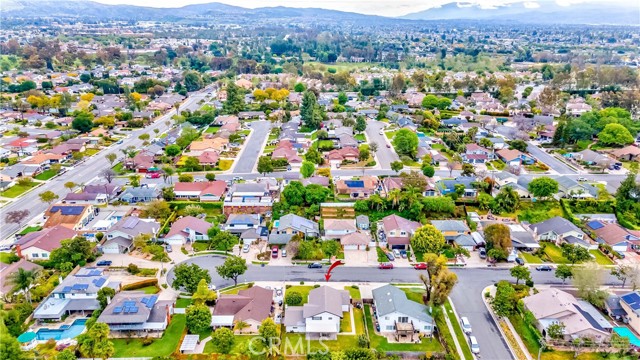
[524,1,541,8]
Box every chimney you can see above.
[15,244,23,258]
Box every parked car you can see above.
[469,335,480,354]
[460,317,472,334]
[96,260,112,266]
[386,144,391,148]
[379,262,394,269]
[271,246,278,258]
[414,263,427,270]
[379,130,384,135]
[308,262,322,269]
[233,176,243,181]
[165,244,172,252]
[399,250,407,259]
[242,244,250,253]
[386,252,395,261]
[536,265,553,271]
[116,140,123,144]
[392,249,401,258]
[577,177,588,182]
[282,249,287,257]
[515,257,525,265]
[145,172,161,179]
[479,248,487,259]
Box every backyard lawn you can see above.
[205,126,220,134]
[175,298,192,308]
[340,311,352,332]
[344,286,361,299]
[135,286,160,294]
[204,334,255,354]
[0,252,19,264]
[281,333,359,354]
[0,182,37,198]
[111,314,185,357]
[221,283,254,294]
[589,250,614,265]
[355,134,366,142]
[444,300,473,360]
[517,201,563,224]
[285,286,314,305]
[34,169,58,180]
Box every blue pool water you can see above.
[417,133,425,138]
[614,327,640,347]
[35,318,88,340]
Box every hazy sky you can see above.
[90,0,619,17]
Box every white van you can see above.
[469,335,480,354]
[460,317,472,334]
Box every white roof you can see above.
[180,335,199,352]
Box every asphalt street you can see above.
[526,142,577,174]
[365,120,399,169]
[231,120,270,174]
[168,256,624,360]
[0,88,213,240]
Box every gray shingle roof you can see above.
[531,216,584,236]
[278,214,319,234]
[372,285,433,323]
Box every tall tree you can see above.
[186,304,212,334]
[492,281,517,317]
[301,91,321,130]
[418,253,457,306]
[555,264,573,284]
[411,225,446,256]
[528,177,559,199]
[39,190,59,205]
[4,210,30,229]
[8,268,39,303]
[210,327,235,354]
[105,153,117,166]
[172,263,211,293]
[223,82,245,114]
[79,322,114,360]
[216,255,248,286]
[509,265,531,285]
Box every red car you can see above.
[145,172,161,179]
[379,262,394,269]
[414,263,427,270]
[271,246,279,259]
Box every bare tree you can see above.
[447,161,459,177]
[101,168,116,183]
[369,142,378,153]
[105,153,117,166]
[5,210,30,229]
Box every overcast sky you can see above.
[90,0,621,17]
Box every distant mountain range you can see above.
[401,1,640,25]
[2,0,639,25]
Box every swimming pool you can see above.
[34,318,88,340]
[614,327,640,347]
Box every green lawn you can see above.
[517,201,563,224]
[34,170,58,181]
[519,251,544,264]
[542,243,569,264]
[355,134,366,142]
[133,286,159,294]
[401,287,425,304]
[364,305,443,352]
[111,314,185,357]
[589,250,614,265]
[175,298,192,308]
[286,286,314,304]
[344,286,361,299]
[205,126,220,134]
[317,140,334,150]
[84,149,99,156]
[281,333,359,354]
[0,252,19,264]
[204,334,255,354]
[340,311,352,333]
[385,130,397,140]
[221,283,253,294]
[0,182,37,198]
[353,307,365,335]
[305,61,378,72]
[487,160,506,170]
[192,241,209,252]
[112,162,124,174]
[19,225,42,235]
[444,299,473,360]
[509,313,541,356]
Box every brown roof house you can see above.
[523,288,612,343]
[15,225,78,260]
[379,214,421,250]
[340,232,371,251]
[611,145,640,162]
[164,216,211,246]
[43,204,96,230]
[335,176,377,199]
[174,181,227,202]
[0,259,43,299]
[211,286,274,333]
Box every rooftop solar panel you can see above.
[93,278,106,287]
[130,307,138,313]
[622,293,640,310]
[113,307,122,314]
[587,221,604,230]
[50,205,85,216]
[146,295,158,309]
[62,286,72,293]
[72,284,89,290]
[345,180,364,188]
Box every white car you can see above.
[242,244,250,253]
[379,130,384,135]
[469,335,480,354]
[577,177,588,182]
[460,317,472,334]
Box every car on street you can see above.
[116,140,123,144]
[308,262,322,269]
[414,263,427,270]
[379,130,384,135]
[96,260,112,266]
[577,177,588,182]
[386,144,391,148]
[469,335,480,354]
[165,244,172,252]
[379,262,394,269]
[242,244,250,253]
[515,257,525,265]
[271,246,278,258]
[536,265,553,271]
[145,172,161,179]
[460,317,472,334]
[233,176,243,181]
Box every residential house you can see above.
[198,151,220,167]
[379,214,421,250]
[102,217,160,254]
[164,216,211,246]
[189,138,229,155]
[431,220,472,249]
[34,267,114,321]
[356,215,370,230]
[326,148,360,169]
[340,232,371,250]
[619,292,640,336]
[284,286,350,340]
[334,176,377,199]
[98,292,173,335]
[569,150,610,166]
[125,150,156,173]
[211,286,274,333]
[372,285,434,337]
[323,219,357,240]
[223,214,261,235]
[436,177,477,198]
[223,182,272,216]
[63,191,109,205]
[507,224,540,251]
[272,214,320,239]
[0,259,43,299]
[523,288,611,342]
[174,181,227,202]
[462,144,493,164]
[555,176,598,199]
[496,149,535,166]
[530,216,590,248]
[44,204,97,230]
[15,226,78,261]
[20,152,65,168]
[604,294,628,321]
[566,98,592,117]
[611,145,640,162]
[239,227,269,245]
[119,186,160,203]
[586,221,640,253]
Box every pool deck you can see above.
[30,314,88,336]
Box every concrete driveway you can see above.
[365,120,398,170]
[343,249,378,266]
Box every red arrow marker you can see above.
[324,260,344,282]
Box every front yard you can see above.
[285,285,314,305]
[111,314,185,357]
[589,250,614,265]
[34,169,58,181]
[0,181,38,198]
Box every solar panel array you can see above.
[622,292,640,310]
[50,205,85,216]
[72,284,89,291]
[587,221,604,230]
[344,180,365,188]
[140,295,158,309]
[92,277,106,287]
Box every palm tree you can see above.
[399,186,420,211]
[162,166,175,184]
[234,320,250,333]
[387,189,402,210]
[9,268,39,303]
[368,194,386,211]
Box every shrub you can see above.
[285,291,303,306]
[127,263,140,274]
[141,337,154,346]
[313,284,320,288]
[122,278,158,291]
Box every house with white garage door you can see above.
[164,216,211,246]
[102,217,160,254]
[340,232,371,250]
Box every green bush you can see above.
[285,291,303,306]
[122,278,158,291]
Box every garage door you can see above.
[344,245,359,251]
[165,238,184,247]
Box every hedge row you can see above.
[121,278,158,291]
